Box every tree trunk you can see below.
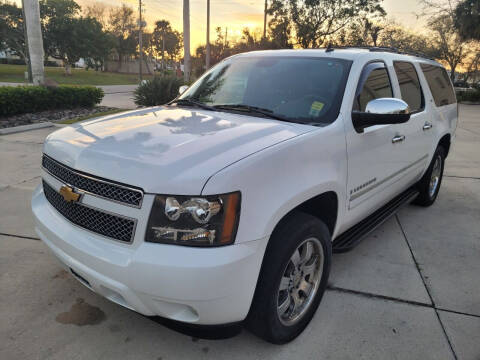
[65,63,72,76]
[23,0,44,85]
[449,62,456,82]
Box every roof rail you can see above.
[322,46,435,61]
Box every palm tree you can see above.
[23,0,44,84]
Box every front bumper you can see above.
[32,184,268,325]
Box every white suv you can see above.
[32,48,457,343]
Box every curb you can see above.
[0,122,54,135]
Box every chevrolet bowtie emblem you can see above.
[59,185,81,203]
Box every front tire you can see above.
[246,212,332,344]
[414,146,446,206]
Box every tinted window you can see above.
[180,57,352,124]
[354,65,393,111]
[394,61,424,112]
[420,64,456,106]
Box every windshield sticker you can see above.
[309,101,325,116]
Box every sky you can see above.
[75,0,428,50]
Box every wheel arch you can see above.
[270,191,339,239]
[438,133,451,157]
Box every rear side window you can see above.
[394,61,424,112]
[354,64,393,111]
[420,64,456,107]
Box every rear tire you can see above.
[246,212,332,344]
[414,146,446,207]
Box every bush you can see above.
[456,89,480,103]
[0,58,26,65]
[134,76,183,106]
[0,59,60,66]
[0,85,104,117]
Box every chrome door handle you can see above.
[392,135,405,143]
[423,122,433,130]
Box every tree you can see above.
[153,20,171,62]
[151,20,183,71]
[429,14,469,80]
[81,17,114,71]
[334,17,384,47]
[0,2,27,60]
[378,22,433,54]
[454,0,480,40]
[288,0,385,48]
[40,0,81,74]
[108,4,137,64]
[83,1,109,28]
[267,0,292,48]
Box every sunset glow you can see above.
[77,0,427,50]
[11,0,428,51]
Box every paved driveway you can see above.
[1,105,479,359]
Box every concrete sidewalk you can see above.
[0,105,479,359]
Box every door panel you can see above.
[392,61,432,184]
[344,61,413,230]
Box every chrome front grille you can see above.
[43,180,136,243]
[42,155,143,208]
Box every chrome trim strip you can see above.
[350,154,429,201]
[42,179,137,244]
[42,154,144,209]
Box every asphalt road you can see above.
[0,105,479,359]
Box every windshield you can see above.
[179,56,352,124]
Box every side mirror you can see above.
[352,98,411,131]
[179,85,189,95]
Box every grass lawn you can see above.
[0,64,153,86]
[60,108,127,124]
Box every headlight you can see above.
[145,192,241,247]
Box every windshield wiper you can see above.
[169,98,217,111]
[213,104,297,123]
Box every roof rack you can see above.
[323,45,435,61]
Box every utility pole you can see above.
[138,0,143,82]
[206,0,210,70]
[263,0,267,39]
[21,0,32,82]
[183,0,191,82]
[23,0,44,85]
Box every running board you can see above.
[332,187,419,253]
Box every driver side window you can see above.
[354,64,393,112]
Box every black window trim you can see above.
[353,60,394,113]
[393,60,426,115]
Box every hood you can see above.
[43,106,315,194]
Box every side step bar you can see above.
[332,187,419,253]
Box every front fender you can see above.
[202,119,348,244]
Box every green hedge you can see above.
[456,89,480,103]
[0,85,104,117]
[134,76,183,107]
